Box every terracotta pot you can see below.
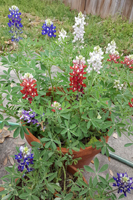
[25,87,109,168]
[24,128,109,168]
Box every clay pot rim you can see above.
[25,127,109,154]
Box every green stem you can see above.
[48,64,54,101]
[103,187,120,195]
[62,165,66,191]
[57,167,62,182]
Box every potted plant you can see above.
[0,11,133,168]
[0,144,133,200]
[0,144,88,200]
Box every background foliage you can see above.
[0,0,133,55]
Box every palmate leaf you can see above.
[94,157,99,171]
[13,127,20,138]
[98,164,108,173]
[108,127,114,136]
[84,165,95,173]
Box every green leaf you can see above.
[101,146,106,155]
[87,121,91,129]
[93,176,98,186]
[124,143,133,147]
[19,193,29,198]
[61,129,67,135]
[79,141,85,149]
[20,126,24,139]
[13,127,20,138]
[0,114,4,120]
[31,141,41,147]
[98,176,107,184]
[61,114,70,119]
[107,145,115,152]
[109,178,115,183]
[46,183,55,194]
[84,165,95,173]
[94,157,99,171]
[118,194,125,199]
[22,126,29,135]
[79,188,89,196]
[0,122,4,129]
[70,124,76,129]
[99,164,108,173]
[1,194,12,200]
[51,141,56,150]
[72,147,80,151]
[64,193,73,200]
[106,147,109,157]
[45,141,51,148]
[48,172,57,182]
[65,120,68,127]
[32,195,39,200]
[8,125,19,131]
[116,127,121,137]
[41,138,50,142]
[108,127,114,136]
[71,130,78,137]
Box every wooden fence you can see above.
[63,0,133,22]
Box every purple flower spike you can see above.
[8,5,23,42]
[42,19,56,38]
[15,146,34,173]
[20,109,45,128]
[113,173,133,197]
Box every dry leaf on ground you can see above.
[108,157,111,162]
[0,137,5,143]
[0,129,2,133]
[3,157,8,166]
[8,155,14,165]
[8,132,14,138]
[109,169,114,176]
[113,133,118,139]
[14,141,25,145]
[91,160,94,164]
[2,132,10,138]
[3,127,8,131]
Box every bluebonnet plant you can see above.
[113,173,133,196]
[8,5,23,42]
[20,109,39,125]
[15,146,34,172]
[42,19,56,38]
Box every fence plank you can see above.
[64,0,133,22]
[122,0,133,19]
[63,0,86,12]
[85,0,104,16]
